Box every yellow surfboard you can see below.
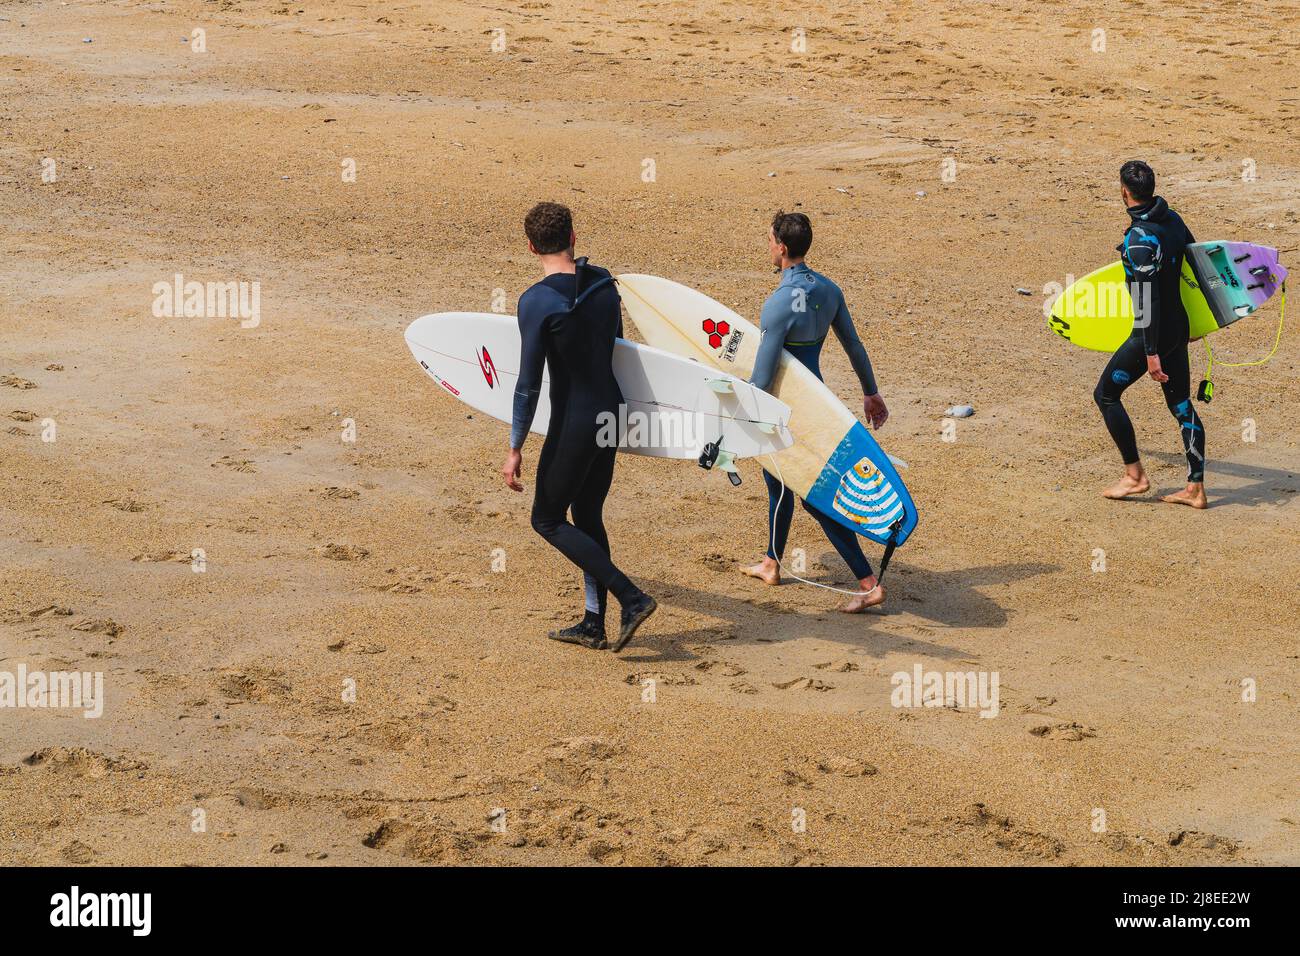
[1047,259,1219,352]
[1048,242,1286,353]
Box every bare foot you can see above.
[839,584,885,613]
[1161,485,1208,509]
[740,559,780,586]
[1101,475,1150,499]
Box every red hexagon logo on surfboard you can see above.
[702,318,730,350]
[478,346,497,388]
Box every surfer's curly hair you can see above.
[772,210,813,258]
[524,202,574,255]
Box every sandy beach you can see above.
[1,0,1297,865]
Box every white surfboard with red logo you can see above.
[404,312,793,460]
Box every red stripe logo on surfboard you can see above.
[478,346,497,388]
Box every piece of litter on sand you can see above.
[945,404,975,418]
[915,189,927,198]
[1016,287,1032,295]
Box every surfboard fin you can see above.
[704,378,735,395]
[698,439,742,485]
[721,457,742,486]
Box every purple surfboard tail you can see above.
[1186,241,1286,328]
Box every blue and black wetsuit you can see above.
[512,258,645,617]
[1093,196,1206,482]
[751,263,880,581]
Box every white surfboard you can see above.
[405,312,793,461]
[615,275,918,548]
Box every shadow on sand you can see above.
[623,559,1057,663]
[1142,451,1299,509]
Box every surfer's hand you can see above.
[1147,355,1168,383]
[863,393,889,429]
[502,449,524,492]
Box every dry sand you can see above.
[1,0,1297,865]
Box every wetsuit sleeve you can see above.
[510,297,547,449]
[1124,230,1163,356]
[830,291,878,396]
[750,290,798,393]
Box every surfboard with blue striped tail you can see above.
[617,274,918,549]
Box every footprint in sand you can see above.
[1017,696,1057,715]
[215,666,291,703]
[22,747,147,776]
[211,455,257,473]
[780,768,815,789]
[28,604,74,619]
[1167,829,1238,857]
[694,660,746,677]
[1028,721,1096,741]
[320,486,360,500]
[697,552,732,572]
[319,543,369,561]
[813,660,859,673]
[815,755,878,777]
[131,550,187,563]
[772,676,835,692]
[625,671,697,687]
[70,618,124,639]
[946,803,1065,861]
[61,841,96,864]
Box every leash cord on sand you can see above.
[1203,283,1285,378]
[762,454,880,597]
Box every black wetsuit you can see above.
[1094,196,1206,482]
[511,258,644,617]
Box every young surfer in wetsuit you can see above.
[740,212,891,612]
[1093,161,1207,508]
[501,202,657,650]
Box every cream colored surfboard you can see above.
[616,274,917,547]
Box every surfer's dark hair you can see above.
[1120,160,1155,201]
[771,211,812,258]
[524,202,574,255]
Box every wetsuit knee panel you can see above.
[530,510,563,538]
[1168,397,1199,425]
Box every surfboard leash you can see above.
[761,453,902,598]
[1198,282,1285,402]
